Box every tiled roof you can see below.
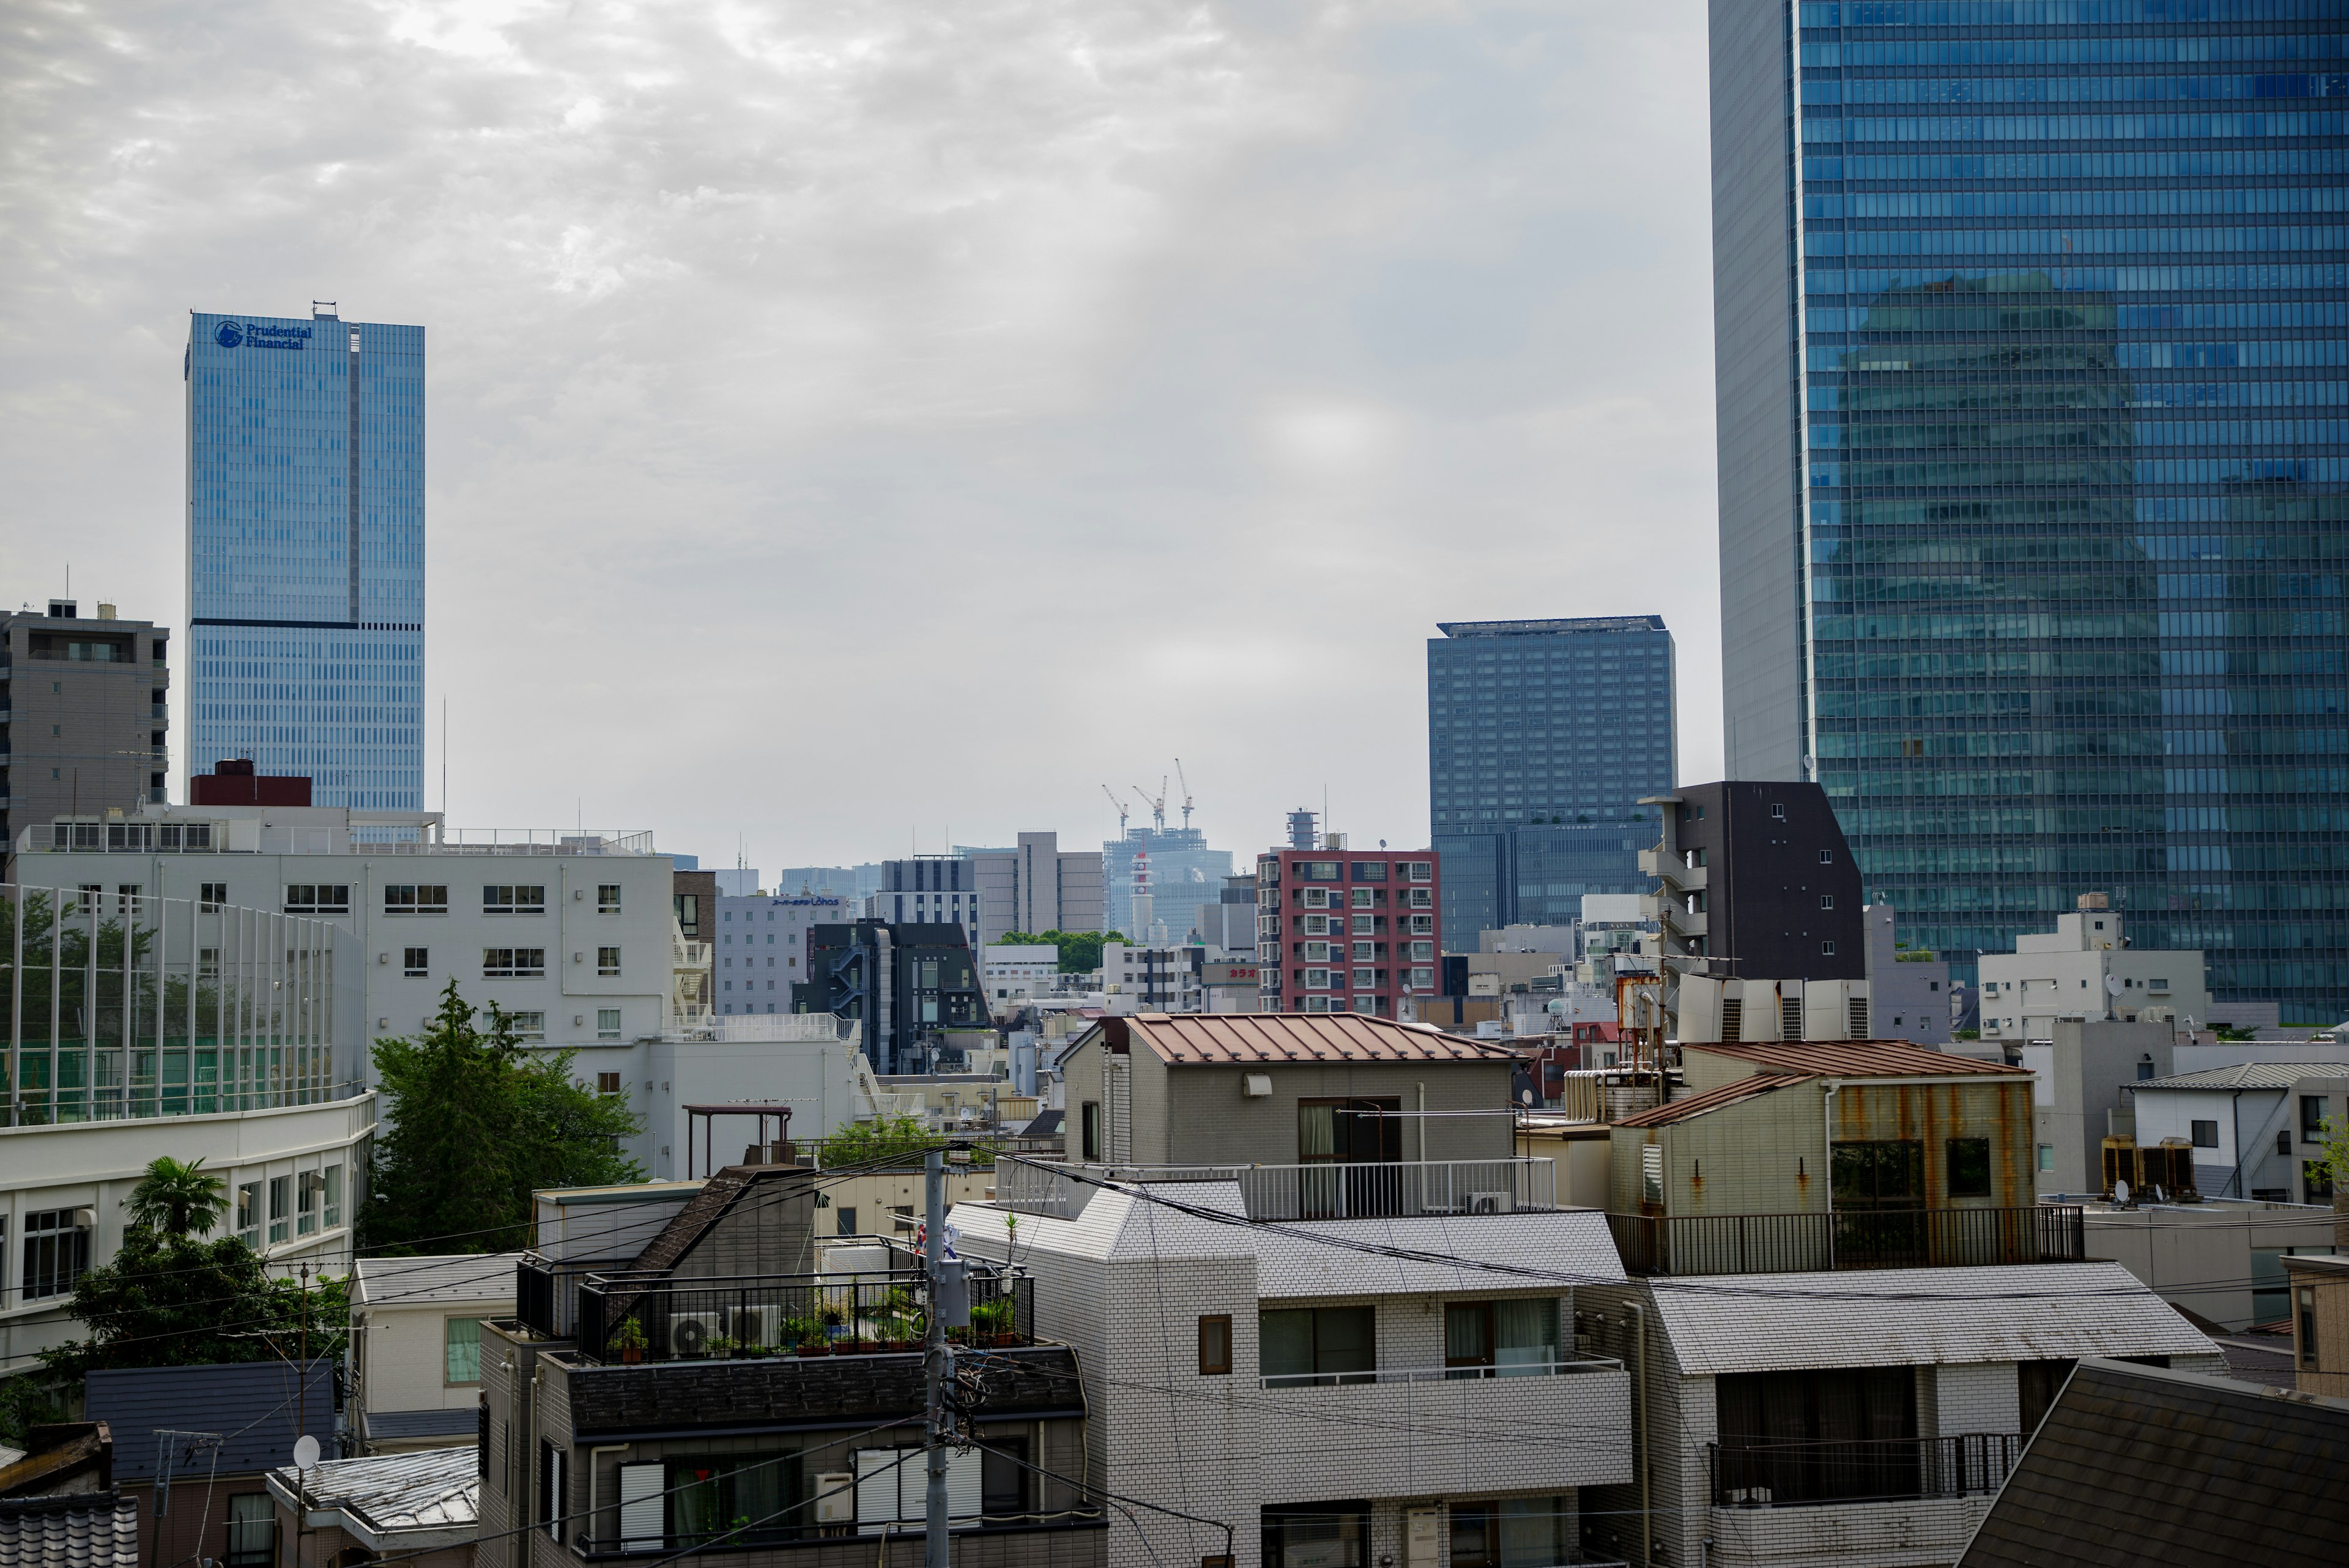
[84,1361,333,1481]
[1611,1074,1795,1128]
[352,1253,525,1307]
[2136,1061,2349,1091]
[1108,1012,1519,1065]
[265,1446,478,1550]
[1641,1261,2209,1375]
[1956,1359,2349,1567]
[1685,1041,2022,1078]
[0,1493,139,1568]
[363,1410,478,1440]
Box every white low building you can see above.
[2129,1060,2349,1203]
[350,1253,526,1453]
[1978,898,2213,1042]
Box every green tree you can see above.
[40,1228,347,1378]
[995,929,1126,975]
[124,1156,229,1237]
[811,1115,1000,1169]
[362,980,645,1254]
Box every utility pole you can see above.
[923,1147,950,1568]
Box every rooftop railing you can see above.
[1261,1356,1622,1389]
[571,1247,1036,1365]
[996,1156,1556,1222]
[1607,1205,2085,1277]
[1709,1432,2024,1508]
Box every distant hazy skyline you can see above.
[0,1,1716,866]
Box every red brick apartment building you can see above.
[1255,842,1441,1016]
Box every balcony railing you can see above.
[1261,1356,1622,1389]
[996,1156,1556,1222]
[573,1254,1036,1365]
[1709,1433,2024,1508]
[1606,1205,2085,1276]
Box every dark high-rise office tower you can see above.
[1710,2,2349,1017]
[186,306,425,810]
[1428,617,1677,940]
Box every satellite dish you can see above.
[2105,975,2124,995]
[1520,1088,1534,1105]
[2113,1178,2130,1206]
[292,1435,321,1470]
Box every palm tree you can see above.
[125,1156,229,1237]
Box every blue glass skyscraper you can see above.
[185,308,425,810]
[1712,2,2348,1020]
[1428,617,1678,940]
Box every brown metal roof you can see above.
[1611,1074,1794,1128]
[1683,1040,2022,1078]
[1109,1012,1520,1066]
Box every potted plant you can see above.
[609,1316,648,1364]
[971,1296,1017,1347]
[705,1334,740,1359]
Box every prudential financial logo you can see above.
[215,321,245,348]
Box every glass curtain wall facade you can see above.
[1428,617,1677,940]
[186,310,425,811]
[1712,1,2348,1017]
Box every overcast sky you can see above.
[1,0,1717,872]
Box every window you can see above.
[1770,803,1786,820]
[504,1011,546,1041]
[404,946,429,976]
[1946,1138,1992,1198]
[2301,1287,2320,1370]
[1641,1144,1663,1205]
[2191,1120,2220,1149]
[446,1317,484,1384]
[20,1210,89,1300]
[596,1071,622,1094]
[1715,1367,1918,1504]
[2038,1144,2055,1172]
[1819,894,1835,909]
[1444,1298,1559,1378]
[2304,1096,2331,1139]
[1259,1304,1375,1386]
[1833,1140,1923,1209]
[1198,1315,1233,1375]
[597,883,622,913]
[1349,888,1374,908]
[1406,861,1432,882]
[1822,940,1836,956]
[836,1206,858,1236]
[268,1175,291,1244]
[1299,1098,1400,1163]
[483,948,546,978]
[322,1165,341,1229]
[2019,1358,2077,1434]
[538,1442,568,1541]
[1349,861,1387,882]
[674,893,699,937]
[1266,1504,1368,1568]
[598,1008,622,1041]
[199,882,228,911]
[483,885,546,915]
[225,1494,275,1568]
[598,945,622,976]
[1080,1102,1101,1161]
[383,883,448,915]
[297,1170,319,1235]
[1818,849,1833,864]
[982,1436,1029,1520]
[236,1181,261,1247]
[1448,1498,1571,1568]
[283,884,350,914]
[1298,861,1340,882]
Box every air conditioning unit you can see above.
[730,1304,785,1350]
[1468,1191,1513,1215]
[813,1473,856,1527]
[667,1311,725,1356]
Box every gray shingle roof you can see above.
[2136,1061,2349,1090]
[363,1410,477,1440]
[1956,1359,2349,1567]
[0,1493,139,1568]
[265,1446,477,1551]
[84,1361,333,1481]
[1644,1263,2210,1375]
[352,1254,525,1307]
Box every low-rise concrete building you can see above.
[2017,1019,2176,1197]
[351,1255,526,1454]
[2128,1061,2349,1202]
[2284,1252,2349,1397]
[1977,897,2213,1043]
[264,1446,478,1568]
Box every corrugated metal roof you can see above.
[1114,1011,1520,1066]
[1612,1074,1795,1128]
[352,1253,524,1307]
[0,1493,139,1568]
[1641,1261,2210,1375]
[1687,1041,2022,1079]
[85,1362,332,1481]
[267,1446,478,1549]
[1956,1359,2349,1567]
[2136,1061,2349,1091]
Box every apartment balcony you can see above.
[1258,1356,1632,1499]
[1702,1435,2022,1568]
[568,1251,1037,1365]
[995,1156,1557,1222]
[1606,1205,2085,1276]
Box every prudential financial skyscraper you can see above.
[1709,3,2348,1022]
[185,307,425,810]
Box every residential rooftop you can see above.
[2135,1061,2349,1091]
[1095,1011,1519,1065]
[352,1253,527,1307]
[1687,1040,2022,1078]
[264,1446,479,1551]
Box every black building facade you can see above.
[1673,781,1865,984]
[794,921,990,1073]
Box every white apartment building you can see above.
[0,879,376,1369]
[1096,940,1202,1014]
[981,942,1061,1008]
[1978,898,2213,1042]
[15,803,679,1073]
[711,890,850,1015]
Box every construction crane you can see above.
[1132,779,1167,832]
[1102,784,1130,834]
[1174,759,1194,830]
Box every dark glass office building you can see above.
[1428,617,1677,940]
[1712,1,2348,1018]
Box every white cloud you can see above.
[0,0,1718,868]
